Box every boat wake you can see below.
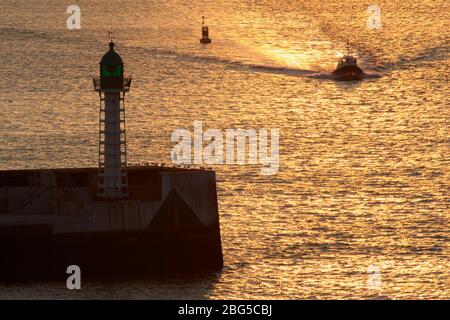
[244,64,315,76]
[308,71,382,81]
[144,47,316,76]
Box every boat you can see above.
[332,40,364,81]
[200,16,212,44]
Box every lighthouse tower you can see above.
[93,38,132,199]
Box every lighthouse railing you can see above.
[93,77,132,92]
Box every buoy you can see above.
[200,16,211,44]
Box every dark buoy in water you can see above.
[200,16,212,44]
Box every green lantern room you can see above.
[99,41,124,90]
[94,40,132,93]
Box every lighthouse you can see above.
[0,35,224,283]
[93,37,132,199]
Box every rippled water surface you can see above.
[0,0,449,299]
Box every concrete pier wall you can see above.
[0,166,223,280]
[0,167,220,233]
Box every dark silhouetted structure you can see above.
[200,16,212,44]
[0,41,223,282]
